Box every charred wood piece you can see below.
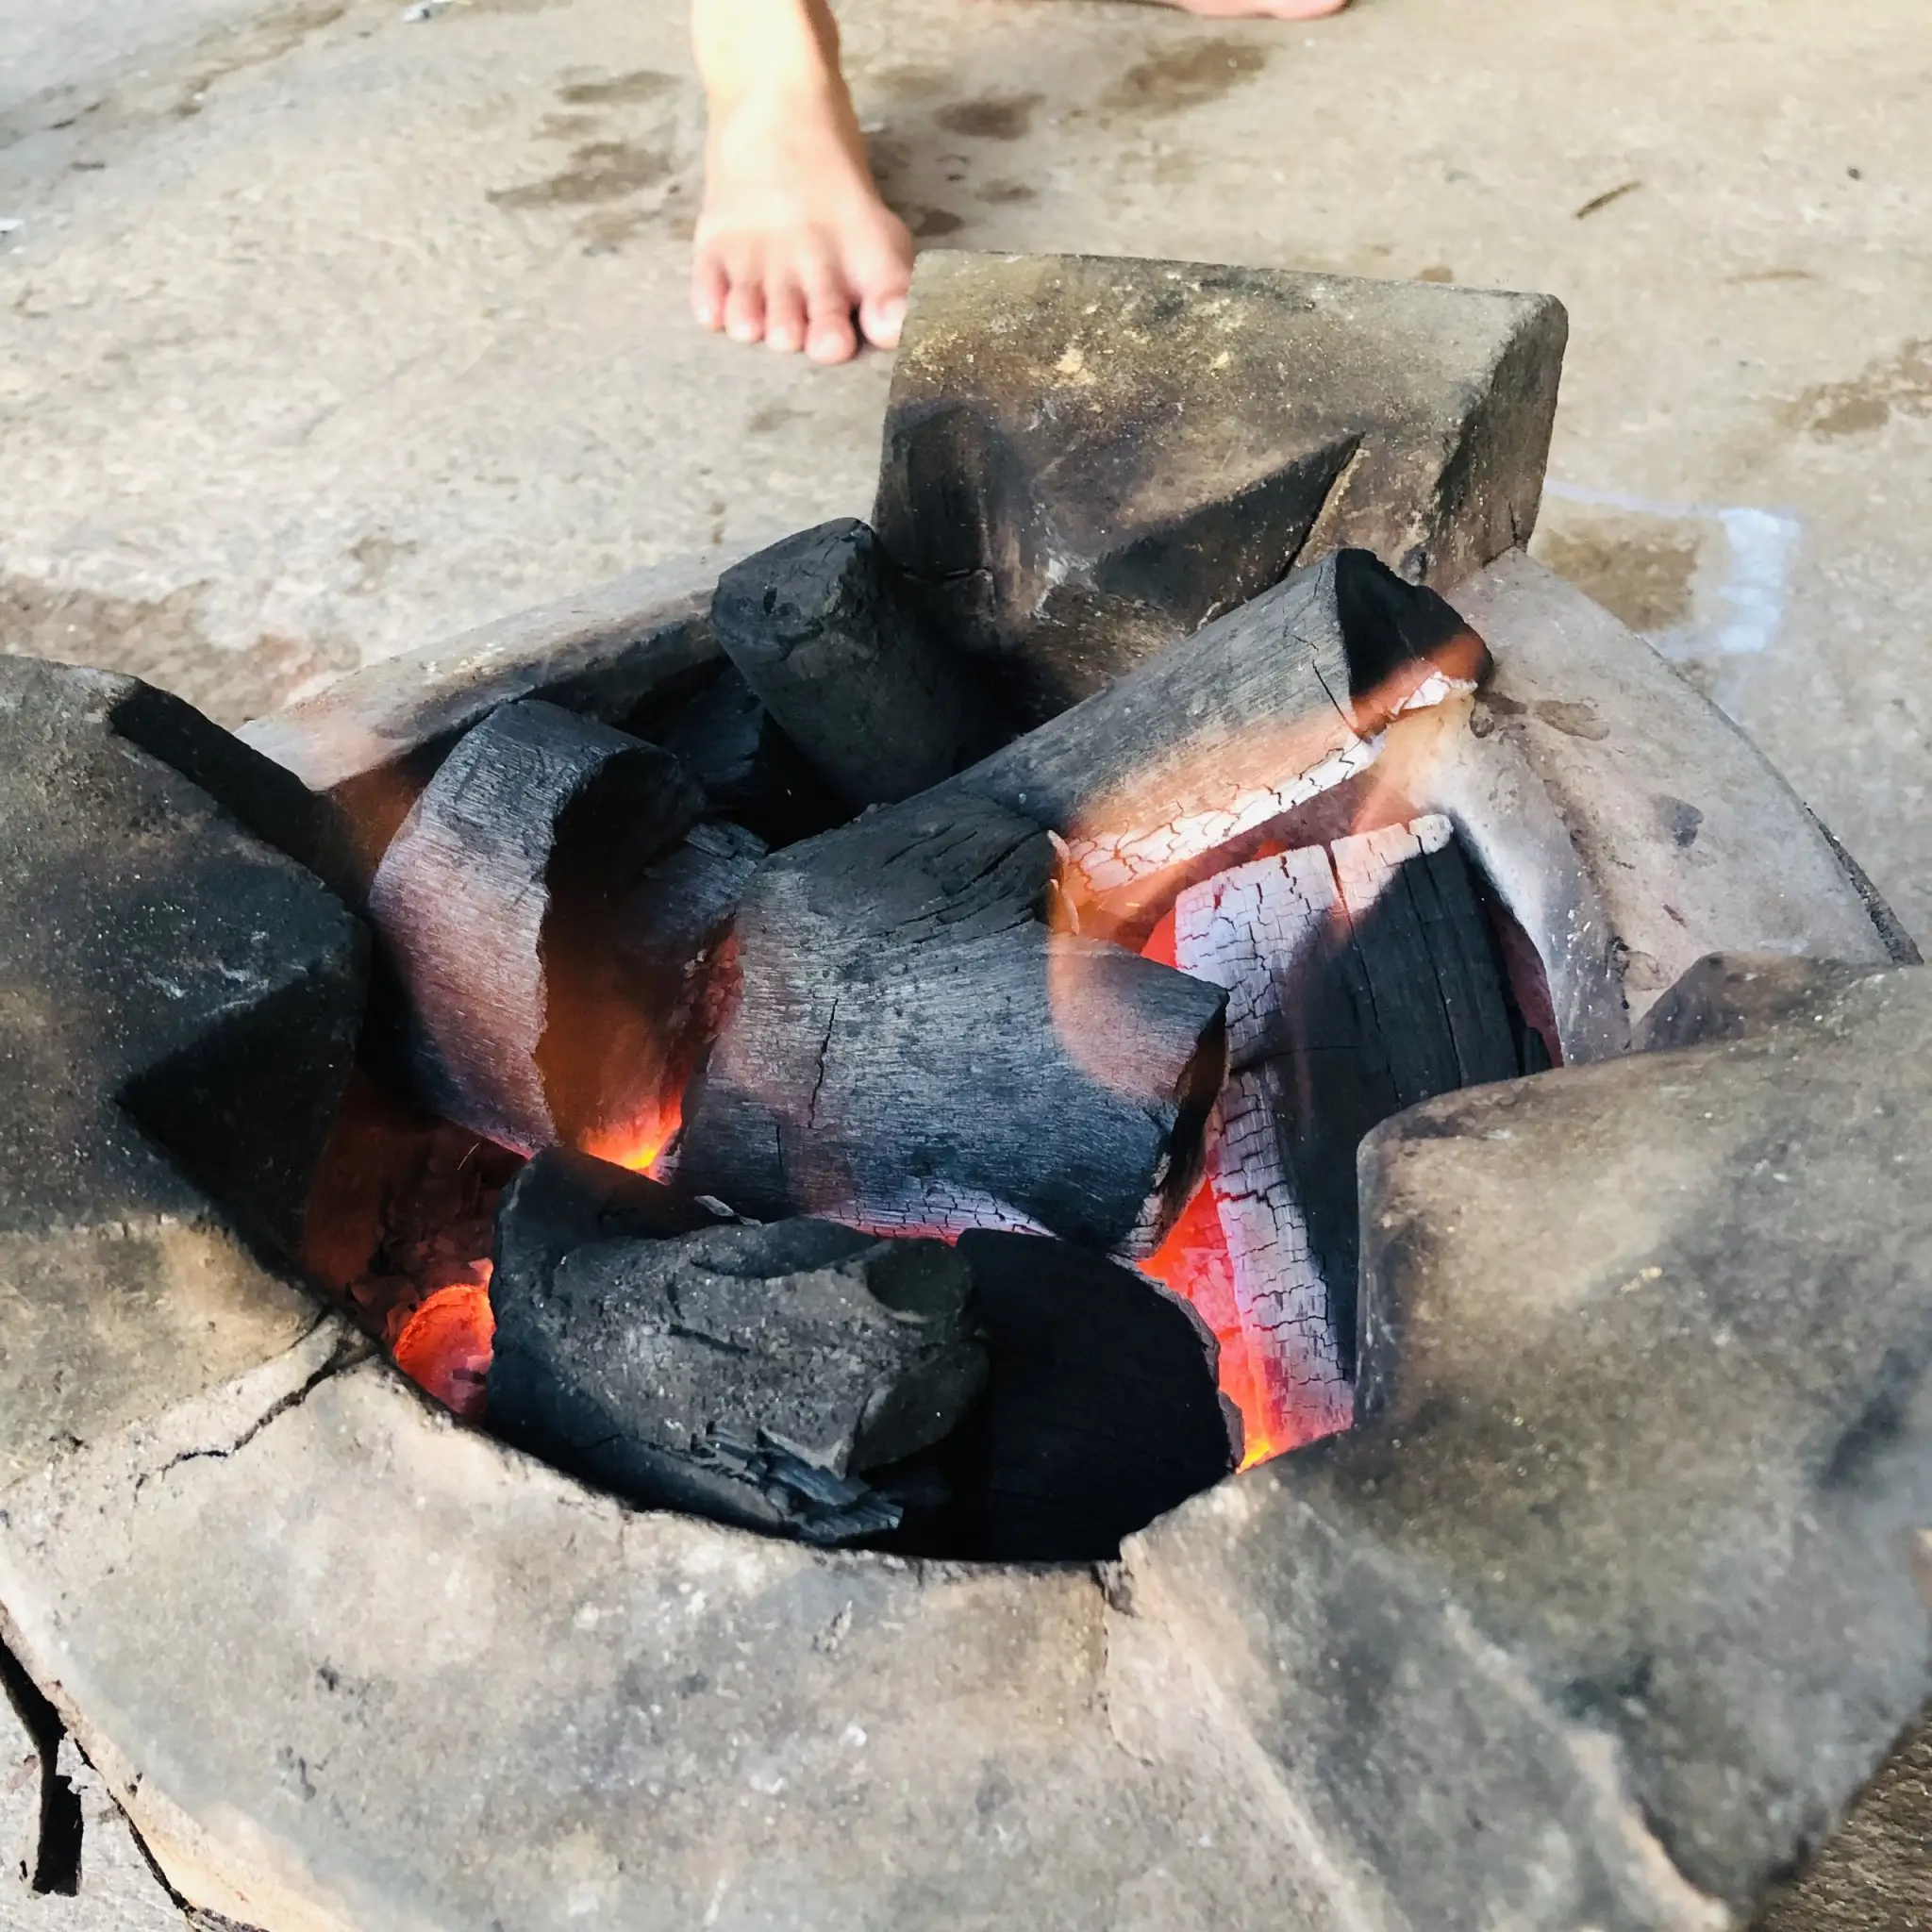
[557,816,765,1170]
[710,519,997,808]
[367,699,716,1156]
[488,1150,987,1542]
[943,548,1490,940]
[674,791,1229,1258]
[1174,816,1531,1444]
[947,1231,1239,1560]
[648,665,847,848]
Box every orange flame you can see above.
[578,1091,684,1176]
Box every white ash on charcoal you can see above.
[486,1150,988,1543]
[672,554,1483,1257]
[1169,815,1536,1449]
[941,547,1490,938]
[366,698,758,1165]
[709,519,999,808]
[673,790,1228,1257]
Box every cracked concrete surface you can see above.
[0,1330,1345,1932]
[0,0,1924,935]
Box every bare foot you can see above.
[692,1,912,365]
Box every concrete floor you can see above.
[1,0,1926,938]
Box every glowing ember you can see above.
[1141,1178,1276,1469]
[1140,819,1469,1462]
[393,1274,496,1422]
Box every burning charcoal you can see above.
[674,791,1229,1259]
[551,817,765,1171]
[942,547,1491,943]
[648,665,846,848]
[874,249,1566,726]
[488,1150,988,1542]
[1171,816,1532,1452]
[367,698,741,1159]
[710,519,998,808]
[945,1231,1239,1561]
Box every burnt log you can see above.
[367,698,724,1157]
[874,250,1565,726]
[945,1231,1239,1560]
[488,1150,988,1543]
[709,519,997,808]
[942,547,1491,942]
[674,791,1229,1258]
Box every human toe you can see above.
[856,291,906,352]
[723,268,767,345]
[764,276,809,356]
[800,264,858,364]
[691,250,729,332]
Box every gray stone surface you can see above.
[1391,549,1899,1058]
[874,250,1565,724]
[0,1342,1347,1932]
[0,658,363,1494]
[5,1659,191,1929]
[1124,961,1932,1929]
[239,548,741,889]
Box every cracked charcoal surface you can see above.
[1174,815,1515,1445]
[1176,843,1354,1447]
[488,1164,987,1540]
[675,791,1225,1256]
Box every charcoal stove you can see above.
[3,252,1928,1932]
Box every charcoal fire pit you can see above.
[4,252,1928,1932]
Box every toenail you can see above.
[877,297,907,328]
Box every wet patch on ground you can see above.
[1790,341,1932,439]
[491,140,675,209]
[935,93,1042,142]
[1102,38,1270,119]
[1533,512,1703,635]
[557,71,677,108]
